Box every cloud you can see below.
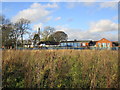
[54,17,61,21]
[11,3,58,23]
[66,1,118,9]
[33,23,43,31]
[31,2,58,8]
[55,19,118,41]
[44,3,59,8]
[2,0,119,2]
[99,2,117,9]
[66,2,77,8]
[88,19,118,33]
[50,0,103,2]
[42,16,53,23]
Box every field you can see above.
[2,50,118,88]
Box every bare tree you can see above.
[42,26,55,41]
[28,32,34,42]
[15,18,30,47]
[13,24,21,49]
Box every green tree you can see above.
[49,31,68,42]
[33,34,40,45]
[1,15,16,48]
[47,35,55,41]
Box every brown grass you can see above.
[2,49,118,88]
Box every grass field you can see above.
[2,50,118,88]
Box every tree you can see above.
[33,34,40,45]
[47,35,55,41]
[42,26,55,41]
[27,32,34,43]
[15,18,30,47]
[1,15,16,48]
[13,23,21,49]
[49,31,68,42]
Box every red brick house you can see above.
[95,38,112,48]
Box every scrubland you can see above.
[2,50,118,88]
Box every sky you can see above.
[1,1,119,41]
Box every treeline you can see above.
[1,15,30,49]
[0,15,68,49]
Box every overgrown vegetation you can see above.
[2,50,118,88]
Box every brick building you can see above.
[95,38,112,48]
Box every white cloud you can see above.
[88,19,118,33]
[2,0,119,2]
[66,1,118,9]
[11,3,58,23]
[55,17,61,21]
[66,2,77,8]
[50,0,104,2]
[30,3,42,8]
[42,16,53,23]
[79,32,118,41]
[100,2,117,8]
[44,3,59,8]
[33,23,43,31]
[55,19,118,41]
[31,2,58,8]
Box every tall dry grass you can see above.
[2,50,118,88]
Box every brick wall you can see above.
[96,38,112,47]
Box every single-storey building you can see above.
[23,38,119,50]
[60,40,90,48]
[96,38,112,48]
[88,38,119,50]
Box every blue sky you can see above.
[2,2,118,41]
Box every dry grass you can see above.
[2,49,118,88]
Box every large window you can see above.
[60,43,66,46]
[74,43,78,47]
[77,43,80,47]
[67,43,72,46]
[107,43,110,47]
[70,43,74,46]
[102,43,106,47]
[79,43,81,46]
[98,43,101,47]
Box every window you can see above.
[60,43,64,46]
[77,43,80,47]
[82,43,86,46]
[70,43,74,46]
[102,43,106,47]
[79,43,81,46]
[98,43,101,47]
[74,43,78,47]
[107,43,110,47]
[67,43,71,46]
